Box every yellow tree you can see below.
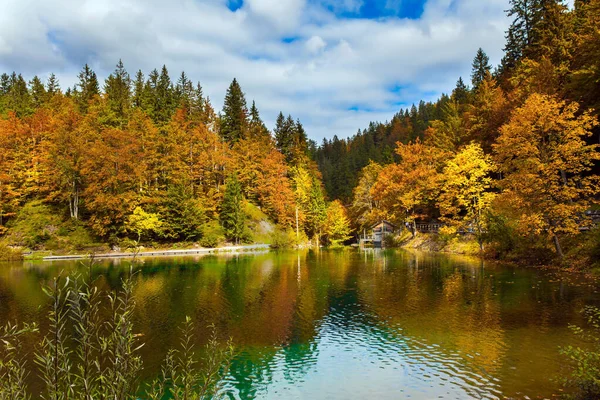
[372,139,445,237]
[42,96,88,220]
[325,200,352,246]
[493,93,599,258]
[439,142,496,250]
[125,206,163,243]
[351,161,383,232]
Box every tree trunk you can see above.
[553,234,564,258]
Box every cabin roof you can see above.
[370,220,396,229]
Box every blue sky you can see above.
[0,0,514,141]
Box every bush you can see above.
[269,226,297,249]
[383,233,400,248]
[438,225,458,244]
[6,201,62,249]
[560,306,600,399]
[0,242,23,261]
[586,227,600,268]
[198,221,225,248]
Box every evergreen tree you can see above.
[132,70,145,108]
[46,73,60,96]
[175,71,194,111]
[155,65,174,125]
[76,64,100,113]
[221,78,248,143]
[190,82,207,124]
[0,73,10,95]
[471,48,492,90]
[452,77,469,104]
[104,59,132,124]
[248,100,269,138]
[29,76,47,108]
[220,174,246,244]
[7,73,31,116]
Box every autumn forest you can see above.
[1,0,600,266]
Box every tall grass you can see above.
[0,255,234,399]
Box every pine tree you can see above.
[471,48,492,90]
[220,174,246,244]
[221,78,248,143]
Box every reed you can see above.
[0,254,234,399]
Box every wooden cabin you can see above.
[360,220,396,247]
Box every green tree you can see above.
[46,73,60,96]
[104,59,132,125]
[220,174,246,244]
[29,76,47,109]
[471,48,492,90]
[221,78,248,143]
[76,64,100,113]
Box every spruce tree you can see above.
[452,77,469,104]
[190,82,206,123]
[46,73,60,96]
[29,76,47,108]
[221,78,248,143]
[175,71,194,111]
[471,48,492,90]
[155,65,174,125]
[132,70,145,108]
[104,59,132,124]
[249,100,269,138]
[220,174,246,244]
[0,73,10,95]
[7,73,31,116]
[77,64,100,113]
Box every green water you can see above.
[1,250,598,399]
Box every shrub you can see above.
[560,306,600,399]
[0,242,23,261]
[269,226,297,249]
[199,221,225,248]
[383,233,399,248]
[6,201,62,249]
[438,225,458,244]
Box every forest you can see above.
[0,62,352,253]
[316,0,600,265]
[1,0,600,266]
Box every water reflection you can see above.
[0,250,597,399]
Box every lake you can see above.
[0,249,597,399]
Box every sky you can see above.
[0,0,518,141]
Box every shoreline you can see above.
[36,244,271,261]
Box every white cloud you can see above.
[243,0,306,32]
[0,0,512,141]
[306,35,327,54]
